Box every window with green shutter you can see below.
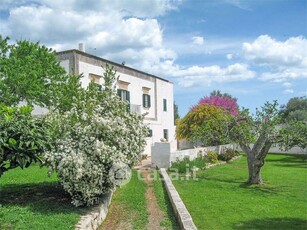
[117,89,130,111]
[163,99,167,111]
[143,94,151,108]
[163,129,168,141]
[117,89,130,102]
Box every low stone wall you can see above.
[75,191,113,230]
[160,168,197,230]
[152,142,235,168]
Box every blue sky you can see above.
[0,0,306,117]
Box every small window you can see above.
[163,129,168,141]
[89,74,102,91]
[163,99,167,111]
[143,94,151,108]
[117,89,130,102]
[147,129,153,137]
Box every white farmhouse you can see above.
[56,47,176,156]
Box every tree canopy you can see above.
[176,104,231,146]
[0,36,66,107]
[280,96,307,122]
[197,90,239,116]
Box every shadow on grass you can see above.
[265,155,307,169]
[0,182,87,215]
[266,154,307,162]
[233,217,307,230]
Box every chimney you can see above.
[78,43,85,52]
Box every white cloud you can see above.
[282,82,292,88]
[173,63,256,87]
[283,89,294,94]
[191,36,204,46]
[226,53,233,60]
[243,35,307,82]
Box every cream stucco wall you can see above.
[57,51,176,156]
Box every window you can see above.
[89,73,102,91]
[163,129,168,141]
[163,99,167,111]
[147,129,153,137]
[117,89,130,102]
[143,94,151,108]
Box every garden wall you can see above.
[151,142,234,168]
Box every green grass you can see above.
[172,154,307,230]
[152,171,179,229]
[101,170,148,229]
[0,165,86,230]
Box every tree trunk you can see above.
[247,154,263,184]
[245,140,272,184]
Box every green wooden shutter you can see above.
[126,91,130,102]
[163,99,167,111]
[142,94,146,107]
[117,89,122,98]
[148,95,151,108]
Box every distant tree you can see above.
[198,90,239,116]
[177,104,231,146]
[174,102,180,125]
[0,36,66,107]
[210,90,237,100]
[280,96,307,121]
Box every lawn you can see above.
[153,171,179,229]
[172,154,307,230]
[101,169,179,229]
[100,170,148,229]
[0,165,86,230]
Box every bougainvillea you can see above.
[197,95,239,116]
[45,65,148,206]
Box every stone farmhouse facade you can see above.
[56,47,177,156]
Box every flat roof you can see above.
[56,49,172,84]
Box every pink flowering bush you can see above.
[198,95,239,116]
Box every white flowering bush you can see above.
[46,65,148,206]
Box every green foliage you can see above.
[173,101,180,125]
[210,90,237,100]
[230,101,281,147]
[205,150,219,163]
[46,65,148,206]
[0,36,66,107]
[170,154,206,174]
[217,148,240,162]
[0,105,51,176]
[176,104,232,146]
[280,96,307,122]
[279,120,307,150]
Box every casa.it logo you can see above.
[109,162,131,187]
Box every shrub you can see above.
[205,150,218,163]
[170,154,206,174]
[218,148,240,162]
[0,105,51,176]
[45,65,148,206]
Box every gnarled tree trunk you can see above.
[240,138,272,184]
